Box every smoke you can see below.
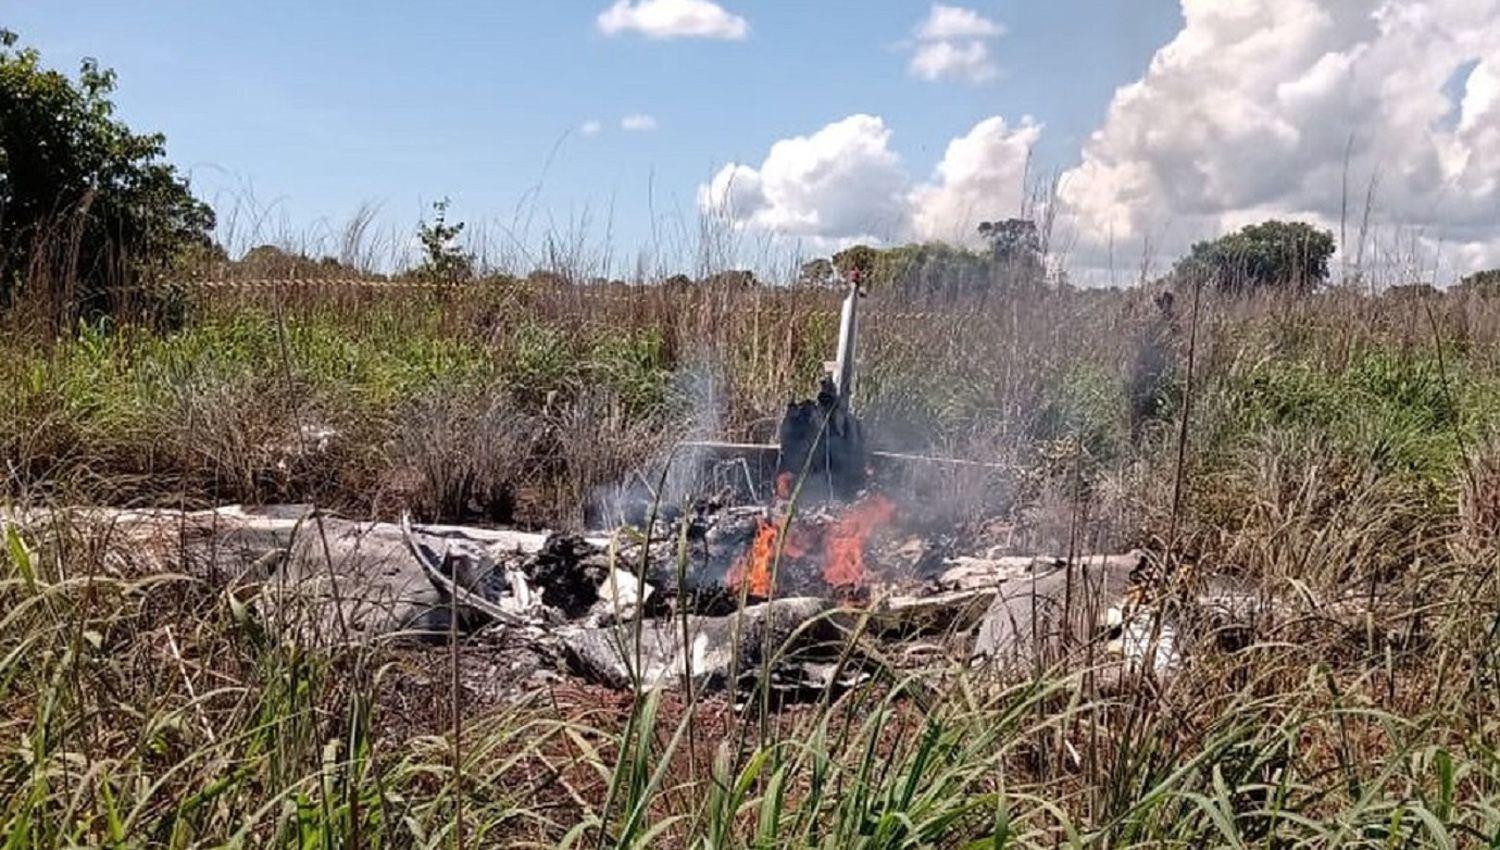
[586,359,731,528]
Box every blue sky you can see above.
[10,1,1500,280]
[10,2,1179,263]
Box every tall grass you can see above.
[5,278,1500,845]
[4,493,1500,846]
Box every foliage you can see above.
[232,244,361,279]
[701,269,757,288]
[1383,282,1442,300]
[1456,268,1500,296]
[0,31,214,322]
[831,245,879,282]
[828,242,996,297]
[796,256,835,287]
[413,198,473,284]
[978,217,1045,285]
[5,277,1500,845]
[816,219,1047,298]
[1175,219,1336,292]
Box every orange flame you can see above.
[727,493,897,598]
[726,519,778,598]
[726,516,810,598]
[822,494,896,588]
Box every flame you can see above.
[727,493,897,598]
[822,494,896,588]
[726,515,811,598]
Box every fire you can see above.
[822,494,896,588]
[726,520,777,597]
[726,492,897,598]
[726,516,809,598]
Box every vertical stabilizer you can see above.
[832,278,859,410]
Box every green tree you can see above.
[831,245,879,283]
[0,31,215,322]
[826,242,993,298]
[1174,220,1336,292]
[978,218,1046,290]
[413,198,473,284]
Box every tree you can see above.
[797,257,835,287]
[1174,220,1335,292]
[1384,282,1441,301]
[703,269,757,288]
[413,199,473,284]
[831,245,879,283]
[1456,268,1500,296]
[0,31,215,322]
[826,242,995,298]
[978,218,1039,263]
[234,244,358,279]
[978,218,1045,289]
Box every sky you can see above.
[9,1,1500,283]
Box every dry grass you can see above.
[4,276,1500,845]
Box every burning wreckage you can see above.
[49,281,1278,699]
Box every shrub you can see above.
[412,198,473,284]
[978,217,1045,286]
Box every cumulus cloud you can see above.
[908,4,1005,85]
[699,115,911,243]
[620,113,659,132]
[580,119,603,137]
[910,116,1041,242]
[910,42,999,85]
[596,0,748,40]
[699,113,1038,246]
[702,0,1500,279]
[1059,0,1500,271]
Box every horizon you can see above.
[10,0,1500,285]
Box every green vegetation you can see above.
[414,198,475,285]
[801,218,1050,298]
[1175,220,1337,292]
[0,32,214,323]
[6,279,1500,845]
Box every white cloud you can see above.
[699,115,911,243]
[916,4,1006,40]
[910,116,1041,243]
[596,0,748,40]
[910,41,999,85]
[907,4,1005,85]
[1460,61,1500,134]
[580,119,603,137]
[1059,0,1500,273]
[620,113,659,132]
[699,113,1037,247]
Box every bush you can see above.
[0,31,214,324]
[412,198,473,284]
